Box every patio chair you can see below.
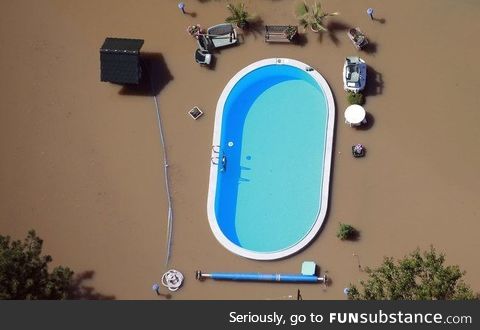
[195,49,212,66]
[197,35,213,52]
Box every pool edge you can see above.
[207,58,335,260]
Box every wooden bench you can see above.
[264,25,298,43]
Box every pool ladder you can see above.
[211,145,226,171]
[211,156,219,165]
[211,145,220,164]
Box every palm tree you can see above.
[296,1,339,33]
[225,2,255,29]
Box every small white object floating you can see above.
[161,269,184,291]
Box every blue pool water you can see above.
[214,64,329,254]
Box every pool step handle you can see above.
[212,145,220,154]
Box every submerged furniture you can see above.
[264,25,298,43]
[197,34,213,52]
[195,49,212,66]
[343,56,367,92]
[352,144,366,158]
[100,37,144,84]
[347,27,369,50]
[197,24,237,52]
[344,104,367,127]
[188,106,204,120]
[206,23,238,49]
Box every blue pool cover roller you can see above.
[195,270,327,284]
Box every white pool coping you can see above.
[207,58,335,260]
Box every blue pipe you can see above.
[196,271,324,283]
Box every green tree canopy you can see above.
[347,247,477,300]
[0,230,73,299]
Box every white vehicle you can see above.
[343,56,367,92]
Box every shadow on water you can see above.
[242,17,265,40]
[68,271,115,300]
[206,54,217,71]
[119,53,173,97]
[362,41,378,55]
[355,112,375,131]
[345,228,361,241]
[326,20,353,46]
[293,33,308,47]
[363,66,384,97]
[373,17,386,24]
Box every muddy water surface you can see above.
[0,0,479,299]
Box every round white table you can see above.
[344,105,367,127]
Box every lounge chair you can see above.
[195,49,212,66]
[206,23,238,49]
[197,35,213,52]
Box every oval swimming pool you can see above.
[207,58,335,260]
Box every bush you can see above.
[284,25,298,40]
[336,223,357,240]
[347,247,477,300]
[0,230,74,299]
[347,91,364,105]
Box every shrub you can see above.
[347,247,477,300]
[0,230,74,299]
[347,91,364,105]
[336,223,357,240]
[284,25,298,40]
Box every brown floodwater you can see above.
[1,0,479,299]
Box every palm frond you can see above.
[226,2,252,26]
[295,0,339,33]
[225,15,237,23]
[295,1,309,17]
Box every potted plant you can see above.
[283,25,298,41]
[295,1,339,33]
[336,223,358,240]
[347,91,364,105]
[225,2,256,29]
